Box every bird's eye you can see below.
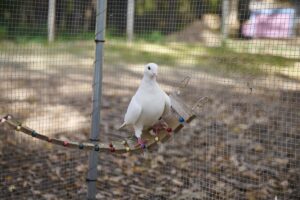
[148,66,151,70]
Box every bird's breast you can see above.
[136,90,165,126]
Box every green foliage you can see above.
[137,31,165,43]
[136,0,156,15]
[56,32,95,41]
[0,26,7,39]
[209,0,221,13]
[0,0,226,42]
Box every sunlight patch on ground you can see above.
[58,84,91,95]
[7,104,90,149]
[24,105,88,136]
[227,39,300,59]
[278,62,300,81]
[66,73,92,82]
[2,88,37,101]
[136,43,178,55]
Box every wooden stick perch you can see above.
[0,92,207,154]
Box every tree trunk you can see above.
[222,0,239,40]
[84,1,93,31]
[222,0,230,41]
[238,0,251,38]
[229,0,239,35]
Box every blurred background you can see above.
[0,0,299,199]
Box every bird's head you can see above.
[144,63,158,79]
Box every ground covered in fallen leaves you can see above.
[0,41,299,200]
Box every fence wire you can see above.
[1,0,300,200]
[0,0,93,199]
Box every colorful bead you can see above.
[179,117,185,123]
[7,115,12,120]
[109,143,113,148]
[155,136,159,141]
[94,144,100,151]
[166,127,172,132]
[141,143,146,149]
[16,126,21,130]
[126,147,130,152]
[110,147,115,152]
[31,131,37,137]
[79,143,84,149]
[63,141,68,146]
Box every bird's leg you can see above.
[152,124,160,135]
[134,127,147,149]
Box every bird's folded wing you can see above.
[162,92,171,117]
[124,96,142,125]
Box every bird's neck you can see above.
[142,75,157,85]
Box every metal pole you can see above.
[87,0,106,199]
[47,0,56,42]
[126,0,135,42]
[222,0,229,45]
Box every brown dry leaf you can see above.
[172,179,184,187]
[8,185,16,192]
[76,164,86,172]
[274,158,289,166]
[109,176,123,183]
[132,166,146,173]
[252,143,264,152]
[242,171,259,180]
[42,193,57,200]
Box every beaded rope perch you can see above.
[0,80,208,154]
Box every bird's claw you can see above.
[152,121,172,136]
[135,138,147,149]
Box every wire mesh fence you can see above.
[0,0,300,200]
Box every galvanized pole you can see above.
[87,0,106,199]
[222,0,229,45]
[47,0,56,42]
[126,0,135,42]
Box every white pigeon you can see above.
[120,63,171,148]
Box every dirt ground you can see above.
[0,42,299,200]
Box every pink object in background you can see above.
[242,8,295,38]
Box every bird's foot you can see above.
[152,121,172,136]
[152,121,167,133]
[135,137,147,149]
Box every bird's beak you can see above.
[152,73,157,78]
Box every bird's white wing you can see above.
[124,96,142,125]
[162,92,171,117]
